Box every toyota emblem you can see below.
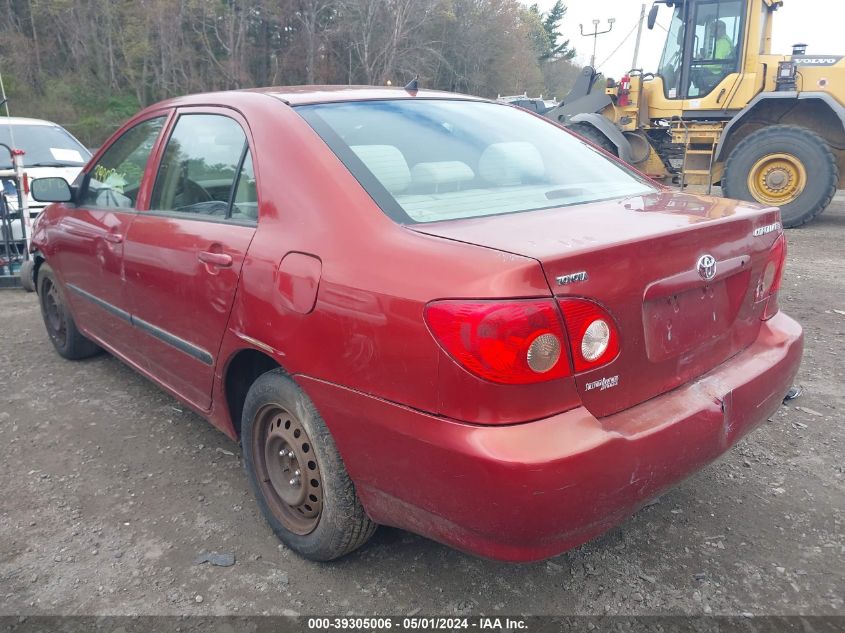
[697,254,717,281]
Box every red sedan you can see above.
[28,86,803,562]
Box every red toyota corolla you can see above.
[28,86,803,562]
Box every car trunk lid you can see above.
[411,191,784,418]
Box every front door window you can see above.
[81,117,165,209]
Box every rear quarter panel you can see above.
[220,96,567,425]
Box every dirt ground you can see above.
[0,199,843,617]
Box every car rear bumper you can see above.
[298,311,803,561]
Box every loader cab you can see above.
[656,0,746,101]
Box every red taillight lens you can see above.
[757,234,787,320]
[424,300,570,384]
[558,298,620,372]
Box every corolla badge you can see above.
[753,222,781,237]
[556,271,589,286]
[697,254,717,281]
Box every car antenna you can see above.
[404,76,419,94]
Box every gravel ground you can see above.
[0,199,843,617]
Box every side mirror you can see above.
[31,177,73,203]
[647,4,659,30]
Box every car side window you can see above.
[230,151,258,223]
[81,117,165,209]
[150,114,254,221]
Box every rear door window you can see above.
[149,114,256,223]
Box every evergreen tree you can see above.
[541,1,576,61]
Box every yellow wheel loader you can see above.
[546,0,844,227]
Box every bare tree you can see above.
[296,0,334,84]
[0,0,579,145]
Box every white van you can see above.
[1,117,92,241]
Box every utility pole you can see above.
[632,4,647,70]
[580,18,616,69]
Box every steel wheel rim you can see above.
[747,153,807,205]
[252,404,323,535]
[41,278,67,348]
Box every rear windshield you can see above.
[0,123,91,169]
[297,99,655,224]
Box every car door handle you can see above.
[197,251,233,267]
[104,232,124,244]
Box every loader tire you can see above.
[569,123,618,156]
[722,125,838,228]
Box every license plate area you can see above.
[643,272,748,363]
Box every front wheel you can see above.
[241,369,376,561]
[722,125,838,228]
[37,263,101,360]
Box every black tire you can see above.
[722,125,838,228]
[20,258,36,292]
[37,263,101,360]
[569,123,618,156]
[241,369,376,561]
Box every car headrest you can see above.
[350,145,411,195]
[410,161,475,188]
[478,142,545,186]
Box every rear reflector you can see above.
[558,298,621,372]
[581,319,611,361]
[424,299,570,384]
[759,233,787,321]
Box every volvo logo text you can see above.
[697,254,717,281]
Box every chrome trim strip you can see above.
[67,283,131,323]
[66,283,213,366]
[143,209,257,227]
[131,315,214,366]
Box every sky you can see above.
[525,0,840,81]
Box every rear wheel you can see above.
[241,369,376,561]
[722,125,838,228]
[37,263,101,360]
[569,123,617,156]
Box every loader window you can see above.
[687,0,743,97]
[658,7,686,99]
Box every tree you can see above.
[535,0,575,61]
[0,0,581,146]
[296,0,336,85]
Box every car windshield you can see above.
[0,123,90,169]
[298,99,655,224]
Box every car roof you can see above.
[0,117,59,127]
[149,85,489,110]
[255,85,487,106]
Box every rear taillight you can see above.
[558,298,621,372]
[756,234,787,320]
[424,299,570,384]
